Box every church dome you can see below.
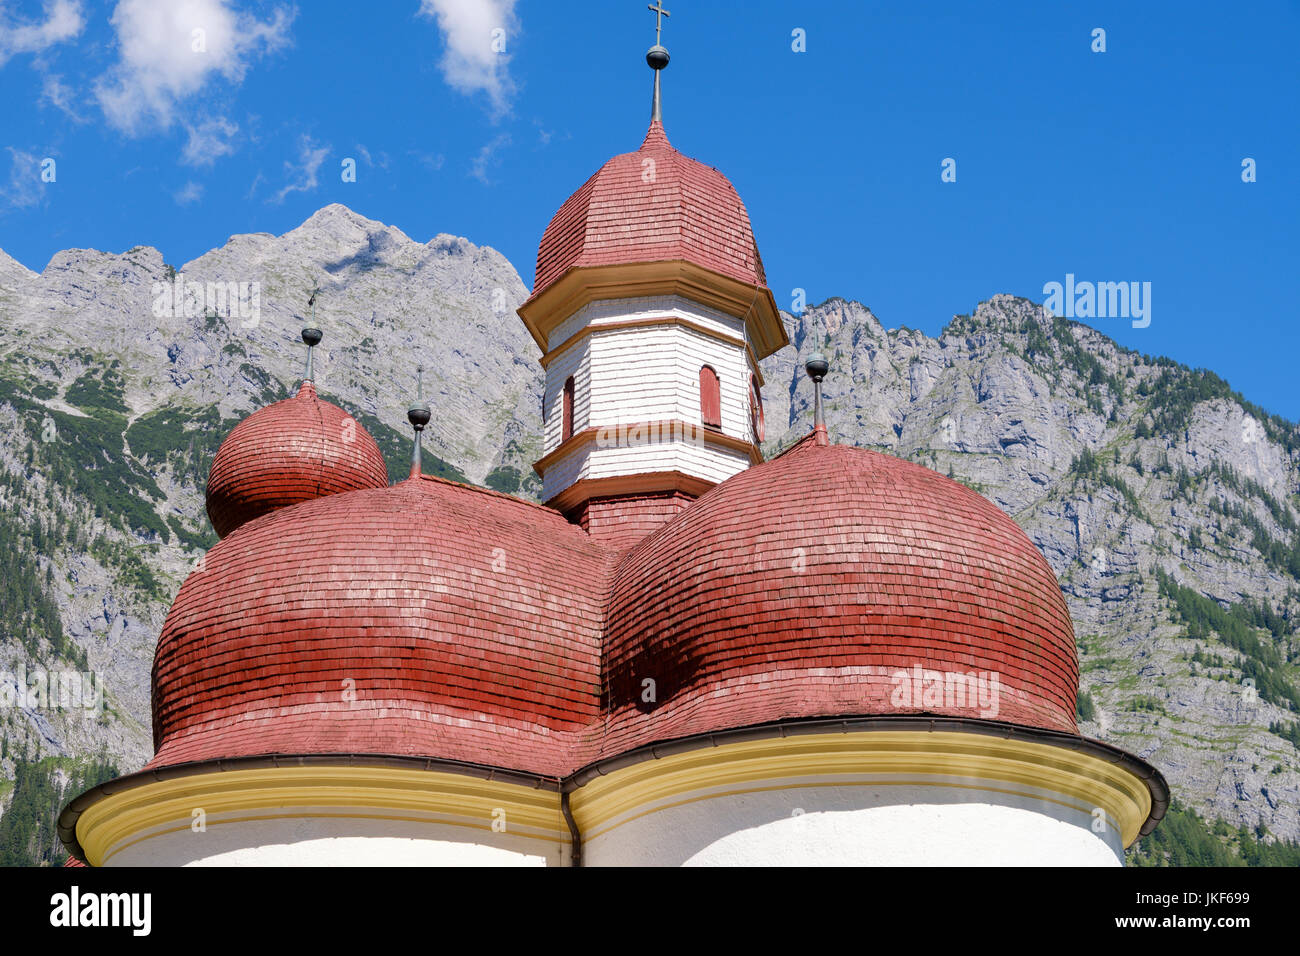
[205,381,389,538]
[529,120,767,301]
[600,434,1081,753]
[152,476,614,778]
[60,16,1167,868]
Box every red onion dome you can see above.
[529,120,767,301]
[599,434,1080,757]
[205,382,389,538]
[151,476,614,778]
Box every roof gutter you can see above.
[559,791,582,867]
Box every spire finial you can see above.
[646,1,670,122]
[805,353,830,446]
[302,281,323,383]
[301,326,323,383]
[407,365,431,478]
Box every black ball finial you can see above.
[407,405,431,431]
[302,328,323,347]
[805,353,829,382]
[408,364,430,431]
[646,44,670,70]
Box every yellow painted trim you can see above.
[101,808,561,865]
[568,732,1153,848]
[76,730,1155,864]
[579,776,1119,844]
[76,766,564,867]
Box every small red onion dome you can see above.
[598,434,1080,758]
[151,476,614,778]
[204,382,389,538]
[529,120,767,301]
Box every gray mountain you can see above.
[0,205,1296,862]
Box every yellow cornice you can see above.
[71,726,1158,864]
[568,731,1154,848]
[518,260,789,360]
[76,765,565,867]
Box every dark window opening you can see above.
[562,375,575,442]
[699,365,721,430]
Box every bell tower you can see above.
[518,7,788,545]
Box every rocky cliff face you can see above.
[0,206,1296,847]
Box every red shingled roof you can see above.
[529,121,768,300]
[150,432,1079,779]
[594,435,1080,761]
[153,475,615,778]
[205,382,389,538]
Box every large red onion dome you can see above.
[151,476,614,778]
[205,382,389,538]
[598,434,1080,757]
[528,120,767,301]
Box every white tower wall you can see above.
[538,294,763,504]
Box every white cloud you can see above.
[95,0,293,133]
[2,147,45,210]
[0,0,84,65]
[271,135,328,204]
[39,73,82,120]
[469,133,509,185]
[173,180,203,205]
[355,143,390,171]
[409,149,444,172]
[182,116,239,165]
[417,0,518,116]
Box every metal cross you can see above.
[648,1,670,45]
[307,281,321,321]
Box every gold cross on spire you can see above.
[648,1,670,45]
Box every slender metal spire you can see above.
[407,365,431,478]
[805,353,830,445]
[301,327,322,383]
[302,281,323,383]
[646,1,670,121]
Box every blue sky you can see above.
[1,1,1297,417]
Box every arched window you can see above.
[699,365,721,429]
[562,375,575,442]
[749,373,765,443]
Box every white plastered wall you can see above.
[581,778,1127,867]
[539,295,762,500]
[540,430,751,500]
